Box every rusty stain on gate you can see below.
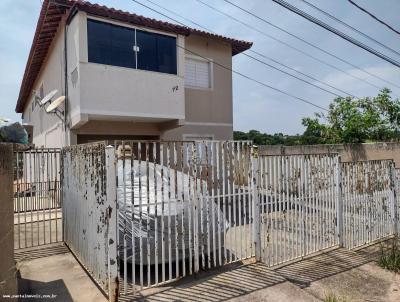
[341,160,396,249]
[258,154,340,266]
[62,142,118,299]
[18,140,395,301]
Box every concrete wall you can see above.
[260,142,400,167]
[0,144,17,296]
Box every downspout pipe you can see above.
[64,21,68,135]
[63,3,79,145]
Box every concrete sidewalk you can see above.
[15,244,106,302]
[13,243,400,302]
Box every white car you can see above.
[117,158,227,265]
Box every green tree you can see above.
[302,88,400,144]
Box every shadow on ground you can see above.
[17,277,73,302]
[15,244,73,302]
[14,243,69,262]
[120,263,287,302]
[15,241,397,302]
[120,244,389,301]
[274,248,373,288]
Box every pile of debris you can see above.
[0,118,28,144]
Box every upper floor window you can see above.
[87,19,177,75]
[184,56,212,89]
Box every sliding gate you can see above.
[59,142,399,300]
[115,141,256,294]
[258,153,340,266]
[341,160,397,249]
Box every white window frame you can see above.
[184,54,213,90]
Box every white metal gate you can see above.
[258,154,340,266]
[115,141,255,294]
[53,141,400,300]
[62,143,118,299]
[13,148,62,249]
[341,160,397,249]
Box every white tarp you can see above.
[117,159,227,264]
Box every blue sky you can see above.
[1,0,400,134]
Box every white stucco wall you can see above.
[71,12,186,127]
[21,9,235,147]
[22,17,67,148]
[79,62,185,121]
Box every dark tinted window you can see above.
[87,20,177,74]
[87,19,136,68]
[136,30,177,75]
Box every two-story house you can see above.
[15,0,252,147]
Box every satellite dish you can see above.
[46,96,65,113]
[40,89,58,106]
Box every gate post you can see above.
[336,156,344,247]
[251,145,261,262]
[389,162,398,237]
[0,144,17,296]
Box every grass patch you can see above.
[323,293,347,302]
[378,238,400,273]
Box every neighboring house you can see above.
[16,0,252,148]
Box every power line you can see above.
[299,0,400,58]
[130,0,328,111]
[248,50,358,98]
[179,45,328,111]
[241,52,342,97]
[142,0,356,98]
[218,0,400,90]
[347,0,400,36]
[271,0,400,68]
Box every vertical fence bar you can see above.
[153,142,159,285]
[252,146,261,262]
[193,142,199,273]
[205,142,211,269]
[336,156,344,247]
[180,142,186,277]
[187,142,193,276]
[216,142,222,266]
[16,152,21,249]
[106,145,118,302]
[211,142,216,268]
[160,143,166,282]
[390,162,398,237]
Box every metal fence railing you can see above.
[341,160,396,249]
[14,142,400,300]
[13,148,62,249]
[258,154,340,266]
[114,140,255,295]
